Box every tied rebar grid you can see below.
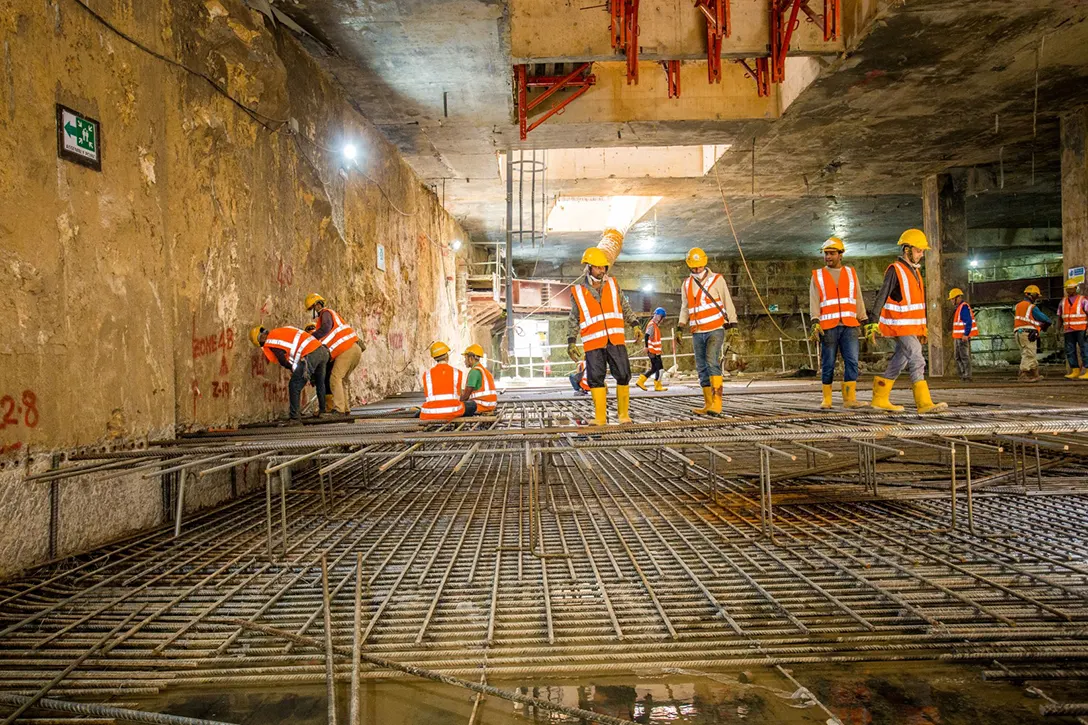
[4,388,1088,713]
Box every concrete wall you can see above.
[0,0,472,578]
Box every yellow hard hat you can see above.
[249,326,264,347]
[429,340,451,359]
[1065,278,1080,288]
[947,288,964,301]
[821,237,845,253]
[1024,284,1041,296]
[897,228,929,251]
[581,247,610,268]
[685,247,708,268]
[464,343,485,357]
[304,293,325,310]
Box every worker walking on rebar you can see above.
[636,307,669,392]
[1057,279,1088,379]
[460,344,497,414]
[1014,284,1051,383]
[419,341,473,420]
[948,288,978,382]
[250,325,330,424]
[566,247,643,425]
[305,293,364,416]
[871,229,947,414]
[675,247,737,416]
[809,237,868,409]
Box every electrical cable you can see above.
[713,164,803,343]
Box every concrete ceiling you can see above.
[281,0,1088,262]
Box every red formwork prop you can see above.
[514,63,597,141]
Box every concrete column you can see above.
[1063,107,1088,272]
[922,170,968,378]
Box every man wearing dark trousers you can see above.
[250,326,330,424]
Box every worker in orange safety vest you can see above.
[305,294,364,416]
[419,341,471,421]
[948,288,978,382]
[1014,284,1051,383]
[460,344,497,414]
[1058,278,1088,380]
[675,248,737,417]
[809,237,868,410]
[250,325,330,424]
[636,307,668,392]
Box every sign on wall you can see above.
[376,244,387,272]
[56,104,102,171]
[1069,266,1085,286]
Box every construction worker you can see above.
[420,341,472,420]
[948,288,978,382]
[1014,285,1051,382]
[460,344,497,414]
[872,229,947,413]
[249,325,330,424]
[1057,279,1088,379]
[636,307,668,392]
[809,237,868,409]
[566,247,642,425]
[305,294,363,416]
[568,360,590,396]
[675,248,737,416]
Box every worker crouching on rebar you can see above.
[636,307,669,392]
[675,248,737,416]
[460,344,497,414]
[566,247,643,425]
[809,237,868,410]
[250,326,331,425]
[871,229,947,414]
[1014,284,1051,382]
[419,341,474,420]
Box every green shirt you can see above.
[466,368,483,390]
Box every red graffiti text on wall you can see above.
[192,328,235,360]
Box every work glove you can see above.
[567,342,582,362]
[674,327,684,345]
[725,326,740,343]
[863,323,879,343]
[633,327,644,345]
[809,321,823,340]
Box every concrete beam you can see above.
[1062,106,1088,275]
[922,170,968,378]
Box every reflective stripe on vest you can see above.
[877,261,927,337]
[468,364,497,412]
[683,273,725,333]
[1014,300,1041,332]
[573,278,626,351]
[263,327,322,369]
[1063,295,1088,332]
[646,320,662,354]
[421,364,465,420]
[813,266,860,330]
[317,308,360,360]
[951,302,979,339]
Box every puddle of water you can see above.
[120,662,1088,724]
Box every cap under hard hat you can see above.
[249,326,265,347]
[429,340,451,359]
[821,237,845,253]
[304,293,325,310]
[1024,284,1042,296]
[464,343,485,357]
[581,247,610,268]
[685,247,708,268]
[653,307,667,317]
[947,288,964,301]
[897,228,929,251]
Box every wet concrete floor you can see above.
[120,662,1088,724]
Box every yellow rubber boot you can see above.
[635,374,648,391]
[692,386,713,415]
[590,387,608,426]
[616,385,632,424]
[870,376,905,412]
[912,380,948,414]
[1066,367,1082,379]
[1079,369,1088,380]
[654,379,668,392]
[842,381,865,408]
[708,375,723,416]
[819,384,833,410]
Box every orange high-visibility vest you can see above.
[317,308,360,360]
[421,363,465,420]
[1063,295,1087,332]
[262,327,322,369]
[573,278,626,351]
[1014,300,1041,332]
[813,266,860,330]
[952,302,979,339]
[646,320,663,354]
[682,273,726,333]
[577,361,590,391]
[877,261,927,337]
[468,364,497,413]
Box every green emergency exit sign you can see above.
[56,104,102,171]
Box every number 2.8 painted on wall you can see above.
[0,391,40,429]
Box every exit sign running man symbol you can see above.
[56,104,102,171]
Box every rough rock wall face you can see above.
[0,0,470,576]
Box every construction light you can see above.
[642,283,654,293]
[452,239,463,251]
[969,259,979,268]
[343,143,358,162]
